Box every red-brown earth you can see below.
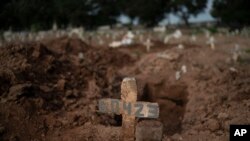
[0,35,249,141]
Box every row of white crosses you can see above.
[3,26,249,47]
[1,27,85,43]
[98,77,159,141]
[162,29,216,50]
[161,29,216,51]
[153,26,166,33]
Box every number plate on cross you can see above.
[98,98,159,118]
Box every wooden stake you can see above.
[120,77,137,141]
[98,77,159,140]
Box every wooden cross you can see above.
[144,38,153,52]
[98,77,159,141]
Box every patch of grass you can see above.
[191,28,203,35]
[30,24,41,33]
[245,49,250,54]
[206,27,218,34]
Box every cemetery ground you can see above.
[0,31,250,141]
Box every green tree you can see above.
[53,0,94,28]
[0,0,56,30]
[0,0,21,30]
[18,0,55,30]
[91,0,120,25]
[170,0,208,26]
[212,0,250,27]
[118,0,171,27]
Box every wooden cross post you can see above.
[121,77,137,141]
[144,38,153,52]
[98,77,159,141]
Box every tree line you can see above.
[0,0,249,31]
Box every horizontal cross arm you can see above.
[98,98,159,118]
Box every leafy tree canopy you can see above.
[212,0,250,27]
[170,0,208,26]
[0,0,212,31]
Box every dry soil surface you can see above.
[0,36,250,141]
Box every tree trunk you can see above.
[183,16,190,26]
[181,12,190,27]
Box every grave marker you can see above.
[144,39,153,52]
[98,77,160,141]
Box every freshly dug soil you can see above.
[0,36,249,141]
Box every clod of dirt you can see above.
[0,126,5,135]
[7,83,32,101]
[156,51,181,61]
[171,133,183,141]
[218,113,229,120]
[136,120,163,141]
[206,119,220,132]
[39,85,52,93]
[56,79,66,91]
[0,69,16,95]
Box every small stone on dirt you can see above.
[65,90,73,97]
[218,113,229,120]
[171,133,183,141]
[207,119,220,131]
[72,89,79,97]
[8,83,32,100]
[57,79,66,91]
[156,51,180,61]
[39,85,52,92]
[188,129,198,135]
[78,52,84,60]
[84,122,91,126]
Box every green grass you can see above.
[206,27,218,34]
[245,49,250,54]
[191,28,203,35]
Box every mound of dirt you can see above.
[0,36,249,141]
[0,37,134,141]
[121,45,250,141]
